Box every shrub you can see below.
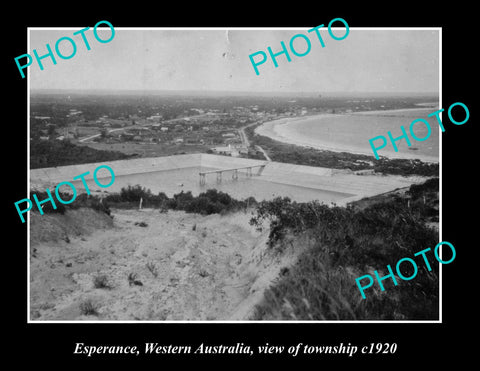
[119,185,152,202]
[103,187,254,215]
[89,197,111,216]
[30,190,67,215]
[407,177,439,199]
[79,299,98,316]
[250,179,440,320]
[93,274,112,289]
[128,272,143,286]
[173,191,195,210]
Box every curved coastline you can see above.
[255,109,440,163]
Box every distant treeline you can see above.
[31,92,433,123]
[245,126,439,176]
[30,139,133,169]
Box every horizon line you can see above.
[30,88,439,97]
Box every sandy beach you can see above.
[255,108,440,162]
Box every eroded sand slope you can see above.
[30,207,300,321]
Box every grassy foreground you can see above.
[250,178,439,320]
[32,178,439,320]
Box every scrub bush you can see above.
[251,179,440,320]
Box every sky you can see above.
[28,26,440,94]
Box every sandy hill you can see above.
[30,207,303,321]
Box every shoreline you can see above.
[255,108,440,163]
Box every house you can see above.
[147,115,163,122]
[121,133,135,141]
[222,133,236,138]
[211,144,239,157]
[67,109,82,117]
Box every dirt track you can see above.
[30,207,299,321]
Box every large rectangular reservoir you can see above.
[30,154,424,205]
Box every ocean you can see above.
[256,108,440,162]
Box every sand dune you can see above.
[29,207,302,321]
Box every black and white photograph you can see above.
[27,26,441,322]
[6,6,474,365]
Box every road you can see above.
[77,115,273,162]
[238,122,272,162]
[254,145,272,162]
[237,127,250,148]
[78,127,126,143]
[77,113,215,143]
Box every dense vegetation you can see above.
[245,126,439,176]
[249,178,440,320]
[31,185,256,217]
[30,139,133,169]
[103,185,256,215]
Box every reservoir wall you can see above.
[30,154,423,204]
